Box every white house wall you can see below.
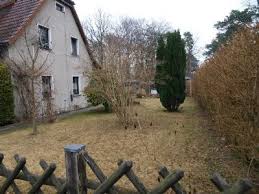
[8,0,92,118]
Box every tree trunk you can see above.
[187,52,191,77]
[256,49,259,128]
[31,79,37,134]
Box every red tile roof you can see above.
[0,0,15,9]
[0,0,46,44]
[0,0,99,68]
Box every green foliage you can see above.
[85,81,111,112]
[156,36,166,61]
[204,5,259,57]
[0,63,14,125]
[155,31,186,111]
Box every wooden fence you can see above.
[0,144,254,194]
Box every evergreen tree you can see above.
[155,31,186,111]
[204,5,259,57]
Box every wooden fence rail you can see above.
[211,173,253,194]
[0,144,255,194]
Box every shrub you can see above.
[85,65,134,126]
[193,25,259,166]
[0,63,14,126]
[155,31,186,111]
[85,86,111,112]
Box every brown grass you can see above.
[0,98,251,193]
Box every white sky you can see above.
[74,0,257,60]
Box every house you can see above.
[0,0,97,119]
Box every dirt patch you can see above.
[0,98,253,193]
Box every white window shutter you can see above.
[79,75,81,94]
[51,76,55,98]
[51,76,54,91]
[77,39,79,56]
[49,28,52,49]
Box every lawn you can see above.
[0,98,248,193]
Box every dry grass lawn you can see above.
[0,98,250,193]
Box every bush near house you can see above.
[0,63,14,126]
[85,67,134,126]
[84,80,112,112]
[85,90,111,112]
[193,25,259,166]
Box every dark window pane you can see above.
[42,76,51,98]
[73,77,79,95]
[56,3,64,12]
[39,25,49,49]
[71,37,78,56]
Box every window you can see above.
[42,76,52,98]
[73,76,79,95]
[56,2,65,12]
[38,25,50,49]
[71,37,79,56]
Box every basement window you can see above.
[56,2,65,13]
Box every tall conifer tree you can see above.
[155,31,186,111]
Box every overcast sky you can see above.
[75,0,257,60]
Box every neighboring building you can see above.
[0,0,97,119]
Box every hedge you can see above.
[0,63,14,126]
[192,25,259,163]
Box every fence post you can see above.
[64,144,87,194]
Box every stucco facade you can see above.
[5,0,92,118]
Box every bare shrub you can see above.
[85,64,134,126]
[193,25,259,169]
[85,31,136,126]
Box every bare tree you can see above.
[84,12,173,126]
[112,17,171,95]
[84,11,171,86]
[83,9,111,65]
[183,32,199,77]
[5,29,52,134]
[84,13,172,125]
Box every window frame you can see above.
[38,24,52,50]
[72,76,80,95]
[56,2,65,13]
[71,36,79,56]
